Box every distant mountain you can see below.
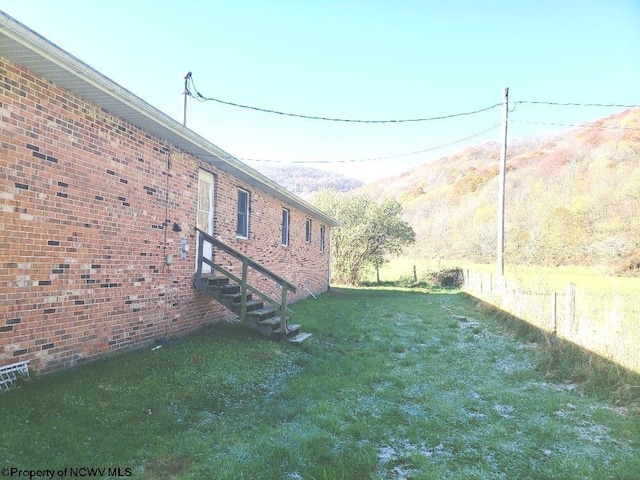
[359,108,640,273]
[254,165,364,198]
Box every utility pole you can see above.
[183,71,192,127]
[496,87,509,287]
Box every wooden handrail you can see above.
[205,259,293,314]
[195,227,296,339]
[195,228,296,293]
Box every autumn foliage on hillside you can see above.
[361,108,640,274]
[255,165,364,199]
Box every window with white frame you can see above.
[236,189,249,238]
[305,218,312,243]
[320,225,325,253]
[281,208,290,246]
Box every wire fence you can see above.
[463,270,640,374]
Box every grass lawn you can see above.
[1,287,639,479]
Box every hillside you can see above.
[360,108,640,273]
[254,165,363,198]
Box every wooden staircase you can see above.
[193,228,311,343]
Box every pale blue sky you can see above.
[2,1,640,182]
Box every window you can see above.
[236,189,249,238]
[320,225,325,253]
[305,219,312,243]
[281,208,290,246]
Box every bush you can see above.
[426,268,464,288]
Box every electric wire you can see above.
[181,74,640,165]
[515,100,640,108]
[234,124,501,164]
[511,120,640,131]
[186,75,501,124]
[185,75,640,125]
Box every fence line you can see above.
[463,270,640,374]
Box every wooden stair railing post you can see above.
[194,228,301,340]
[196,233,205,285]
[280,280,288,340]
[240,258,248,322]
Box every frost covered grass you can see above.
[1,287,638,479]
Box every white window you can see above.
[320,225,325,253]
[305,219,312,243]
[281,208,290,246]
[237,189,249,238]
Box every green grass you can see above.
[371,257,640,295]
[1,287,639,479]
[372,259,640,374]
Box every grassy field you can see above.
[369,257,640,295]
[1,287,639,479]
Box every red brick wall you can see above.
[0,57,331,372]
[210,172,331,301]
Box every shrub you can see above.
[426,268,464,288]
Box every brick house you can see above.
[0,12,339,373]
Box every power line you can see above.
[185,74,640,124]
[515,100,640,108]
[512,119,640,131]
[238,123,501,164]
[186,75,502,124]
[180,76,640,166]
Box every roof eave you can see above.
[0,11,340,228]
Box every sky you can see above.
[2,1,640,183]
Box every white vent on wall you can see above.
[0,361,30,392]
